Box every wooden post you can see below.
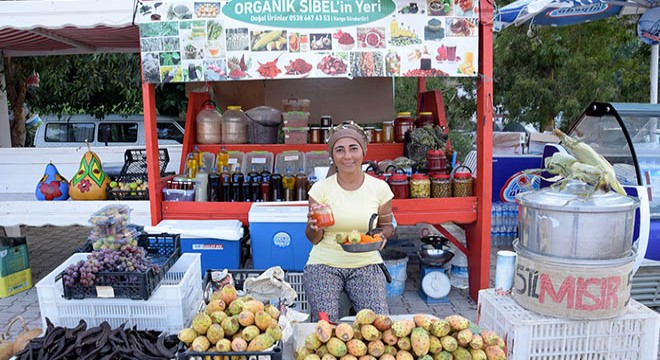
[142,82,162,226]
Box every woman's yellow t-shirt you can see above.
[306,174,394,268]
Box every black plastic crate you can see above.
[62,233,181,300]
[107,173,150,200]
[176,341,283,360]
[120,148,170,178]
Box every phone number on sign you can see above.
[290,14,331,21]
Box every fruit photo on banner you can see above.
[69,144,110,200]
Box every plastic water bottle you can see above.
[194,167,208,202]
[450,249,469,289]
[491,202,501,228]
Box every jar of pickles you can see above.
[410,173,430,198]
[431,174,451,198]
[394,112,414,143]
[382,121,394,143]
[452,166,474,197]
[389,173,409,199]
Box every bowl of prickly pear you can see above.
[337,230,384,253]
[341,241,384,253]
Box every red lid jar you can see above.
[415,112,434,128]
[389,173,409,199]
[452,167,474,197]
[426,148,446,173]
[394,112,414,143]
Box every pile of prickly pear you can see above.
[177,283,284,356]
[294,309,507,360]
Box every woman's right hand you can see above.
[307,207,320,231]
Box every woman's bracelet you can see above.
[378,212,394,218]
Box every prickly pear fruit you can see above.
[192,312,213,335]
[380,354,395,360]
[231,337,248,351]
[228,298,245,315]
[205,299,226,315]
[340,354,358,360]
[429,319,451,337]
[428,335,442,354]
[440,335,458,352]
[335,322,354,342]
[264,304,281,320]
[359,356,377,360]
[456,328,473,346]
[191,336,211,351]
[346,339,368,357]
[355,309,376,325]
[304,354,321,360]
[434,350,453,360]
[484,345,507,360]
[306,333,323,350]
[412,314,433,330]
[445,315,470,331]
[216,338,231,352]
[391,320,412,338]
[240,325,260,341]
[373,314,393,331]
[469,348,488,360]
[367,340,385,357]
[348,230,361,244]
[221,316,240,336]
[247,333,275,351]
[451,347,472,360]
[394,349,414,360]
[321,354,337,360]
[178,327,197,345]
[295,346,314,360]
[243,299,265,313]
[397,336,411,351]
[266,323,283,341]
[417,355,433,360]
[470,334,484,349]
[238,310,255,327]
[326,337,348,357]
[410,327,430,357]
[315,345,329,358]
[209,288,223,302]
[255,310,273,331]
[382,329,398,345]
[497,336,506,350]
[206,323,225,345]
[316,320,334,343]
[360,324,380,341]
[480,330,500,346]
[383,344,398,356]
[210,310,228,324]
[220,284,238,306]
[352,323,363,340]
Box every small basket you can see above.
[61,233,181,300]
[176,341,283,360]
[107,174,150,200]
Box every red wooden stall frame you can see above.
[141,0,493,301]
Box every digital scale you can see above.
[417,235,454,304]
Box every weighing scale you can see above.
[417,235,454,303]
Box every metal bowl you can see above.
[419,248,454,266]
[341,241,384,253]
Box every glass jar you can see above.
[394,112,414,143]
[364,126,375,143]
[382,121,394,143]
[309,127,322,144]
[311,204,335,228]
[453,170,474,197]
[431,174,451,198]
[426,148,446,174]
[410,173,430,198]
[320,115,332,128]
[196,100,223,144]
[389,173,409,199]
[321,127,331,143]
[415,112,434,128]
[373,128,383,143]
[222,105,248,144]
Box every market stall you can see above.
[138,0,495,302]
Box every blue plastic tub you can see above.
[382,249,408,297]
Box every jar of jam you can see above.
[364,127,375,143]
[373,128,383,143]
[389,173,409,199]
[415,112,434,128]
[410,173,430,198]
[394,112,414,143]
[431,174,451,198]
[426,148,446,174]
[382,121,394,143]
[309,127,322,144]
[452,166,474,197]
[311,204,335,228]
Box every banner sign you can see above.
[137,0,479,83]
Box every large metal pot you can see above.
[516,182,639,260]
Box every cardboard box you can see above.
[0,236,29,277]
[527,132,560,154]
[493,132,526,155]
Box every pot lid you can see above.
[516,182,639,213]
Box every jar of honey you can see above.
[415,112,434,128]
[309,127,322,144]
[394,112,414,143]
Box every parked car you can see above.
[33,114,184,147]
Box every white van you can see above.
[33,114,185,147]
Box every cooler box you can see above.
[248,202,310,271]
[144,220,243,277]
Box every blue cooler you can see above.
[248,202,310,271]
[144,220,243,277]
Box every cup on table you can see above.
[495,250,517,295]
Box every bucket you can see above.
[381,249,408,297]
[512,240,634,320]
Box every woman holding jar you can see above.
[304,123,394,322]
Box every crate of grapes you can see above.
[61,233,181,300]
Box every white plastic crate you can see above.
[36,253,203,333]
[477,289,660,360]
[286,272,308,313]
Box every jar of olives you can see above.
[410,173,431,198]
[431,173,451,198]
